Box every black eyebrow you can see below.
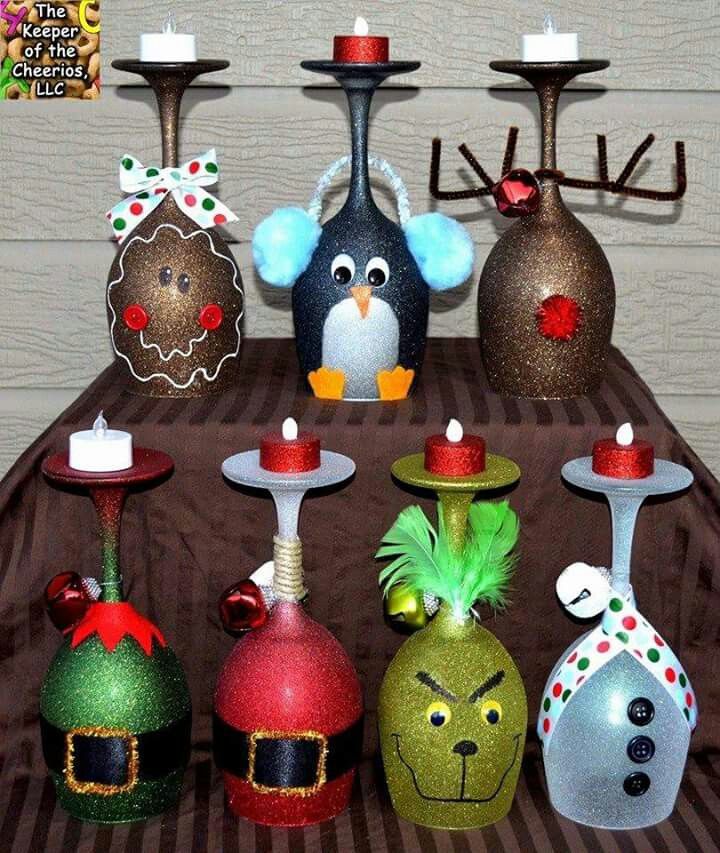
[468,670,505,703]
[415,671,458,703]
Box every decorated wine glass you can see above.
[539,423,697,829]
[214,418,363,826]
[40,414,191,824]
[430,17,686,399]
[377,420,526,829]
[252,18,473,401]
[108,17,244,397]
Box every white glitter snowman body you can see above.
[539,598,695,829]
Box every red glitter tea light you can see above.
[260,418,321,473]
[425,419,486,477]
[592,423,654,479]
[333,16,389,63]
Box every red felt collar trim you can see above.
[70,602,166,655]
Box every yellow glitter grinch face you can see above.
[379,609,527,829]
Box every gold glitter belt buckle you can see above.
[247,730,328,795]
[65,726,139,796]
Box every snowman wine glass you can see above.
[539,423,697,829]
[108,36,244,398]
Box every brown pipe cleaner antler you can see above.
[430,127,687,202]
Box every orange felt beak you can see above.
[350,285,372,319]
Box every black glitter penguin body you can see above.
[293,188,428,401]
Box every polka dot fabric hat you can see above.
[106,149,238,243]
[538,590,697,746]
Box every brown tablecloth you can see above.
[1,339,720,852]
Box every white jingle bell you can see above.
[556,562,612,619]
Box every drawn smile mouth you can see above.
[392,732,521,803]
[138,329,208,361]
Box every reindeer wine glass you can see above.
[539,424,697,829]
[40,415,191,824]
[431,26,686,399]
[108,18,244,398]
[253,18,473,402]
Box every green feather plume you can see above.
[376,501,519,619]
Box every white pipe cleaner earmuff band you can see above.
[307,155,412,227]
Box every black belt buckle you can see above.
[65,726,139,796]
[247,730,328,795]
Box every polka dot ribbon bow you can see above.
[106,149,238,243]
[538,589,697,747]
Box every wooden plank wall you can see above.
[1,1,718,476]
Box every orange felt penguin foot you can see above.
[377,366,415,401]
[308,367,346,400]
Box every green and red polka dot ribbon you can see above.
[538,589,697,746]
[106,149,237,243]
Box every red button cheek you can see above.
[123,304,149,331]
[199,303,224,331]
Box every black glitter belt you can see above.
[212,712,363,794]
[40,712,191,795]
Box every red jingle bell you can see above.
[492,169,541,217]
[44,571,94,633]
[219,579,269,633]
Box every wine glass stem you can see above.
[89,487,127,603]
[536,80,563,171]
[438,490,474,556]
[607,494,645,596]
[343,80,377,208]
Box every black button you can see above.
[627,735,655,764]
[627,697,655,726]
[623,771,651,797]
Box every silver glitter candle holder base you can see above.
[222,450,355,539]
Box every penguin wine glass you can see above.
[252,20,474,402]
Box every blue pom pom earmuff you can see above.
[252,206,321,288]
[253,155,474,290]
[404,212,474,291]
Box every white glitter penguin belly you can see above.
[321,296,400,400]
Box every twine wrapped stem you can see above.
[272,535,307,602]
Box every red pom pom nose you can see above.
[492,169,541,218]
[44,571,93,633]
[537,294,583,341]
[219,580,268,634]
[123,303,149,331]
[199,303,224,331]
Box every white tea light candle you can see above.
[522,14,579,62]
[140,12,197,63]
[69,412,133,472]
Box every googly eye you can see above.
[480,699,502,725]
[159,266,172,286]
[331,253,356,285]
[177,273,191,294]
[365,257,389,287]
[426,701,452,728]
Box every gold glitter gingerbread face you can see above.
[107,215,243,396]
[379,615,527,829]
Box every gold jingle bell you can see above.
[384,582,430,633]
